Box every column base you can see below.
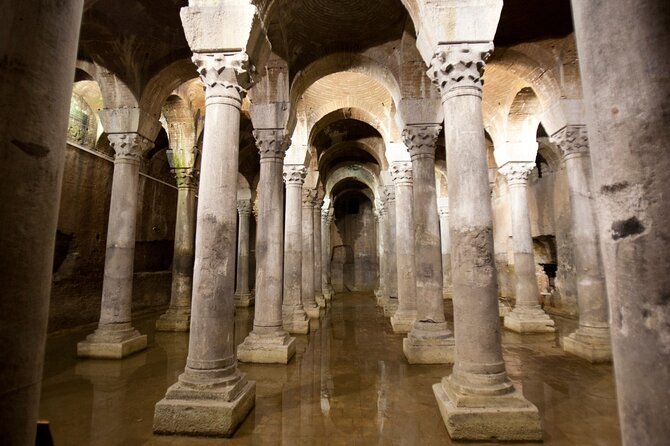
[304,302,321,319]
[315,292,326,308]
[282,306,310,334]
[154,374,255,437]
[383,298,398,317]
[504,307,555,333]
[433,380,542,441]
[376,293,388,307]
[390,308,417,334]
[324,288,333,303]
[156,309,190,332]
[237,331,296,364]
[498,299,512,318]
[563,327,612,363]
[403,321,455,364]
[234,293,254,308]
[77,325,147,359]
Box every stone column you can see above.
[78,132,151,359]
[401,126,454,364]
[374,202,388,306]
[237,130,296,364]
[382,185,399,316]
[553,126,611,362]
[429,43,541,440]
[313,197,326,307]
[282,165,310,334]
[321,207,334,303]
[234,199,254,307]
[302,188,321,318]
[571,2,669,443]
[157,167,198,331]
[0,2,83,443]
[438,199,453,299]
[153,52,255,437]
[389,162,418,333]
[500,161,555,333]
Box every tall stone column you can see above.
[301,188,321,318]
[282,165,310,334]
[153,52,255,437]
[374,202,387,306]
[157,167,198,331]
[553,126,611,362]
[234,199,254,307]
[389,162,418,333]
[401,126,454,364]
[429,43,541,440]
[0,2,83,443]
[237,130,296,364]
[313,197,326,307]
[571,2,669,443]
[382,185,399,316]
[78,132,151,359]
[321,207,334,303]
[438,199,453,299]
[500,161,555,333]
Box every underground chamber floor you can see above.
[39,292,621,445]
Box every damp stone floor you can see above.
[39,292,621,445]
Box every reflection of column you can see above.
[553,126,611,362]
[237,129,296,364]
[429,43,541,440]
[78,132,151,358]
[382,185,398,316]
[282,165,310,334]
[313,198,326,307]
[401,126,454,364]
[500,161,555,333]
[438,199,453,299]
[1,3,83,442]
[234,199,254,307]
[153,52,255,437]
[390,162,418,333]
[321,208,334,303]
[302,188,321,318]
[157,167,198,331]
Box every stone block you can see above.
[390,310,416,334]
[504,309,555,333]
[403,337,454,364]
[563,332,612,363]
[237,333,296,364]
[77,333,147,359]
[156,312,190,332]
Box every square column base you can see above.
[304,304,321,319]
[315,293,326,307]
[390,310,417,334]
[154,381,255,437]
[77,329,147,359]
[156,311,190,332]
[283,308,310,334]
[383,298,398,317]
[237,332,296,364]
[504,308,555,333]
[563,331,612,363]
[403,335,454,364]
[234,293,254,308]
[433,382,542,441]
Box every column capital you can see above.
[108,132,153,163]
[283,165,307,185]
[402,124,441,160]
[551,125,590,159]
[237,199,252,216]
[427,42,494,101]
[383,185,396,203]
[321,207,331,222]
[499,162,536,186]
[193,52,250,106]
[302,188,317,208]
[173,167,198,189]
[375,199,386,219]
[254,129,290,161]
[390,161,414,185]
[313,196,324,210]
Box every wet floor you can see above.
[39,292,621,445]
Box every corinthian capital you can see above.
[390,162,413,185]
[551,125,589,159]
[402,124,441,159]
[499,162,536,185]
[192,52,252,103]
[283,165,307,185]
[302,188,317,208]
[173,167,197,189]
[108,133,153,162]
[428,43,494,100]
[383,185,396,203]
[237,199,252,216]
[253,129,290,160]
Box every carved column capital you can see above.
[108,133,153,163]
[390,161,414,186]
[302,188,317,208]
[427,42,494,101]
[499,162,536,186]
[313,196,324,210]
[402,124,441,159]
[193,52,253,105]
[254,129,290,161]
[237,199,252,216]
[382,185,396,203]
[283,165,307,185]
[551,125,590,159]
[375,199,387,219]
[321,207,331,223]
[173,167,198,189]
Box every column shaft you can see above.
[438,202,453,299]
[234,200,253,307]
[382,186,398,315]
[302,189,320,318]
[321,209,333,302]
[313,201,325,307]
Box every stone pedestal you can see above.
[238,129,296,364]
[234,199,254,308]
[302,188,321,318]
[500,162,555,334]
[78,132,152,359]
[282,165,310,334]
[153,51,255,437]
[157,167,198,332]
[429,42,541,440]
